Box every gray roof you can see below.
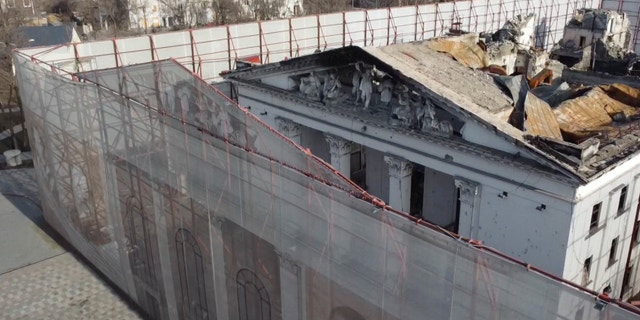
[17,25,75,48]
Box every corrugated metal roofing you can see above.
[428,38,488,69]
[523,92,563,140]
[554,87,639,142]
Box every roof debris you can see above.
[423,9,640,178]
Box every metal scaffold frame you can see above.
[15,45,640,319]
[21,0,602,84]
[13,1,640,319]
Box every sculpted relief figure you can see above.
[323,71,342,102]
[352,62,363,100]
[416,98,454,137]
[299,71,322,101]
[378,76,394,107]
[350,62,375,111]
[359,69,373,110]
[391,85,417,127]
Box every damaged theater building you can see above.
[223,23,640,301]
[15,1,640,319]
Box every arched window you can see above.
[236,268,271,320]
[125,196,156,288]
[176,228,209,320]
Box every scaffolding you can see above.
[14,45,640,320]
[14,1,640,319]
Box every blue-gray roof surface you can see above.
[18,25,74,47]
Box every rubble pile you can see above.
[432,9,640,174]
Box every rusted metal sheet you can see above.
[523,92,563,140]
[554,87,638,142]
[600,83,640,107]
[427,38,487,69]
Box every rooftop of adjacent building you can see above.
[0,168,145,320]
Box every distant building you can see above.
[551,9,639,74]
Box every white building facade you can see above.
[224,43,640,301]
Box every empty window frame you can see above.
[623,265,634,292]
[583,256,593,285]
[590,202,602,232]
[618,186,628,213]
[579,36,586,47]
[609,236,619,265]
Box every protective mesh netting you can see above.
[13,54,640,320]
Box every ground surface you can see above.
[0,169,144,320]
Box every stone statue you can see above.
[419,99,438,132]
[391,104,415,127]
[391,85,417,126]
[352,62,363,102]
[396,84,411,107]
[299,71,322,100]
[439,120,453,136]
[378,76,394,106]
[323,72,342,102]
[359,67,373,110]
[415,98,454,137]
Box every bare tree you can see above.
[303,0,350,14]
[211,0,248,25]
[158,0,189,28]
[249,0,286,20]
[107,0,131,34]
[0,3,30,150]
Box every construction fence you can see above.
[22,0,600,85]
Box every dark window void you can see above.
[618,186,628,213]
[583,256,592,286]
[410,165,425,217]
[590,203,601,232]
[236,268,271,320]
[350,147,366,189]
[623,265,633,292]
[609,237,619,265]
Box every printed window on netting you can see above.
[176,228,209,320]
[236,268,271,320]
[125,196,157,288]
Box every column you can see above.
[384,156,413,212]
[275,117,302,145]
[325,134,352,177]
[454,178,481,239]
